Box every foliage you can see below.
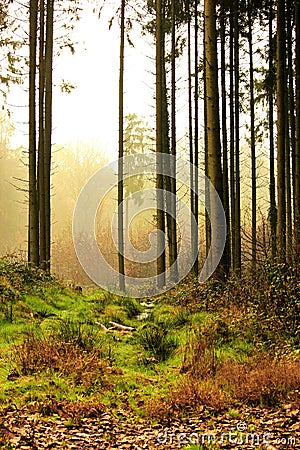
[52,318,100,351]
[0,257,54,294]
[121,298,143,319]
[0,266,299,440]
[148,355,300,419]
[254,261,300,348]
[13,333,108,390]
[136,322,177,362]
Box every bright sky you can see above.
[9,2,156,160]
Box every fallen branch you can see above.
[95,322,111,331]
[108,321,135,331]
[95,321,135,332]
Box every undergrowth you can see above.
[0,257,299,426]
[13,334,109,390]
[147,355,300,419]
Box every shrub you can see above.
[33,398,105,421]
[181,326,216,377]
[13,334,109,389]
[136,323,177,362]
[147,355,300,419]
[158,308,190,330]
[0,257,54,293]
[256,261,300,348]
[219,356,300,407]
[121,298,143,319]
[181,318,230,376]
[53,318,98,351]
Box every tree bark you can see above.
[193,0,199,276]
[234,0,241,273]
[285,0,294,264]
[294,0,300,261]
[229,5,236,270]
[187,0,196,272]
[204,10,211,265]
[276,0,287,261]
[118,0,125,292]
[169,0,178,282]
[220,0,230,276]
[248,0,256,269]
[38,0,46,268]
[28,0,39,265]
[204,0,224,278]
[156,0,166,288]
[268,0,277,259]
[43,0,54,272]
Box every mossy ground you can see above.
[0,261,299,448]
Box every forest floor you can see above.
[1,402,299,449]
[0,259,299,449]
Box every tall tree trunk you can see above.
[193,0,199,276]
[234,0,241,273]
[286,0,294,263]
[229,5,236,270]
[268,0,277,259]
[285,110,292,263]
[169,0,178,282]
[43,0,54,272]
[118,0,125,291]
[248,0,256,269]
[187,0,196,271]
[159,0,171,278]
[204,11,211,264]
[295,0,300,261]
[276,0,287,261]
[28,0,39,265]
[161,6,170,276]
[156,0,166,288]
[38,0,46,268]
[204,0,224,279]
[220,0,230,277]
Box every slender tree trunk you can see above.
[220,1,230,277]
[193,0,199,276]
[286,0,294,263]
[28,0,39,265]
[204,0,224,279]
[169,0,178,282]
[234,0,241,273]
[268,0,277,259]
[276,0,287,261]
[204,12,211,264]
[38,0,46,268]
[285,109,292,263]
[229,6,236,270]
[248,1,256,269]
[156,0,166,288]
[118,0,125,291]
[295,0,300,261]
[187,0,196,271]
[161,9,170,274]
[43,0,54,272]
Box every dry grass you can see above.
[14,334,109,389]
[225,357,300,405]
[32,398,105,421]
[147,356,300,419]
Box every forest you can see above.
[0,0,300,448]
